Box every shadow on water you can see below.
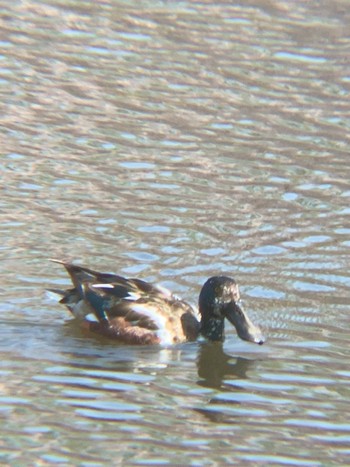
[195,342,265,423]
[196,342,257,390]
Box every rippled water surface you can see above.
[1,0,350,465]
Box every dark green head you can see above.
[198,276,264,344]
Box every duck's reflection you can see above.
[195,343,263,423]
[196,342,256,390]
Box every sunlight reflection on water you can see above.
[1,0,350,465]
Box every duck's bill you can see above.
[225,303,265,345]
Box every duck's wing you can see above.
[50,259,129,294]
[88,283,200,344]
[52,260,200,344]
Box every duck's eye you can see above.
[232,292,240,302]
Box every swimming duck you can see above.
[50,260,264,346]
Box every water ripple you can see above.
[1,0,350,465]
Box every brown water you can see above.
[1,0,350,465]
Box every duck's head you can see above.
[198,276,264,345]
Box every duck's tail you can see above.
[46,288,66,297]
[49,258,102,291]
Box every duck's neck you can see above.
[200,316,225,341]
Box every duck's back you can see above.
[54,261,200,345]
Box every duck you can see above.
[49,260,265,346]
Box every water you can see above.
[1,0,350,465]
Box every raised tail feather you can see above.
[46,288,66,297]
